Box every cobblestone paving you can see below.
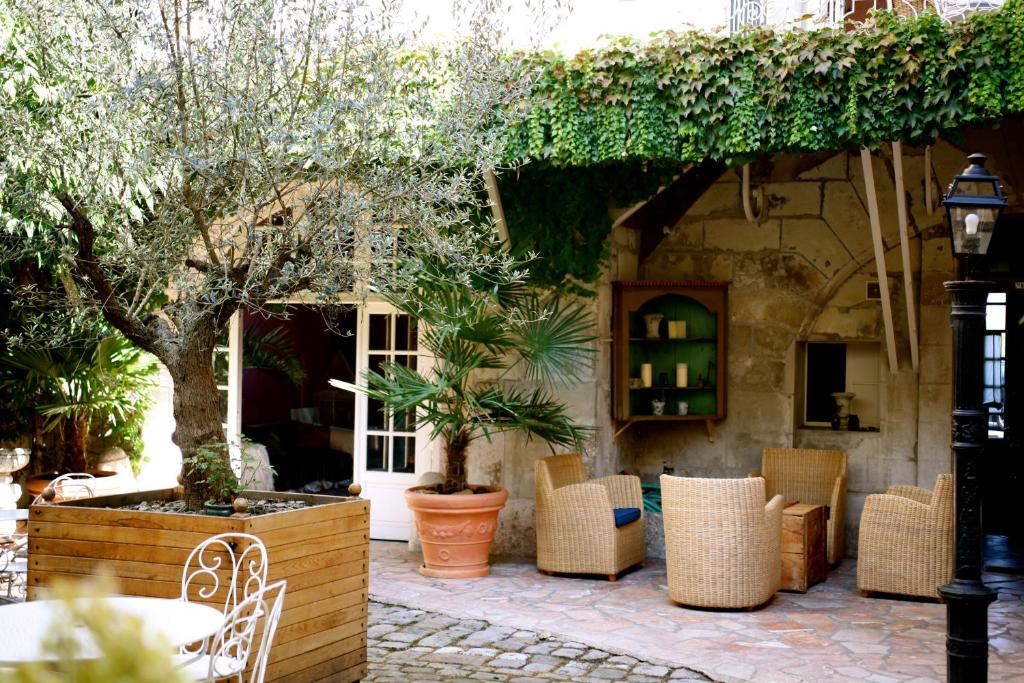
[367,602,714,682]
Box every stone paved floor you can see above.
[367,601,713,682]
[369,541,1024,683]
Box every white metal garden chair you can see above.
[174,579,287,683]
[32,472,96,504]
[180,533,269,659]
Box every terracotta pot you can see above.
[25,469,120,499]
[405,485,508,578]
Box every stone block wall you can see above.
[465,141,995,560]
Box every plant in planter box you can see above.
[332,248,595,577]
[182,442,242,516]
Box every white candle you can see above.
[641,364,653,388]
[675,363,688,388]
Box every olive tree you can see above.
[0,0,533,503]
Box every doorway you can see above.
[230,303,427,541]
[980,219,1024,571]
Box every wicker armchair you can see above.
[752,448,848,565]
[857,473,953,599]
[661,475,784,609]
[535,453,645,580]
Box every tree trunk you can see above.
[166,324,233,509]
[63,414,89,473]
[442,428,470,494]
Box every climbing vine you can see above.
[504,2,1024,166]
[498,162,674,294]
[498,2,1024,291]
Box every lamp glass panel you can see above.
[950,179,1000,198]
[948,205,997,255]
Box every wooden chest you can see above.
[780,503,826,593]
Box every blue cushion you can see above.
[613,507,641,527]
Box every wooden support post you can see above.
[860,148,899,374]
[925,145,935,215]
[484,169,510,248]
[892,142,920,371]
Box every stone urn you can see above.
[643,313,664,339]
[405,485,508,578]
[832,392,856,429]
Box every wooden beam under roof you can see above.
[892,142,920,371]
[860,148,899,374]
[621,162,726,262]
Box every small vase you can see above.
[675,363,688,388]
[640,363,653,388]
[651,399,666,416]
[677,401,689,416]
[643,314,664,339]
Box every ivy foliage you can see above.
[498,162,675,294]
[505,2,1024,166]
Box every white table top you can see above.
[0,596,224,664]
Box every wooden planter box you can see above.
[27,488,369,683]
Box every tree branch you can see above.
[58,192,172,358]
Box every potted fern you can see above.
[333,249,594,577]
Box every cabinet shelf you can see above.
[629,386,716,391]
[628,337,716,343]
[613,281,728,441]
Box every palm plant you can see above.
[0,335,157,472]
[333,252,595,494]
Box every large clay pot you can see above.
[405,485,508,578]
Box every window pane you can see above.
[369,314,391,351]
[988,292,1007,304]
[392,436,415,473]
[214,352,229,385]
[367,435,387,471]
[986,304,1006,331]
[218,389,228,424]
[395,315,417,351]
[395,354,417,373]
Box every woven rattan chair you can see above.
[535,453,645,581]
[752,448,848,565]
[857,473,953,599]
[661,475,784,609]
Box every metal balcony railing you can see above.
[727,0,1006,33]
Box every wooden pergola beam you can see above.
[484,169,510,248]
[860,148,899,374]
[892,142,920,371]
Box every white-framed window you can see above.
[364,311,418,474]
[985,291,1007,439]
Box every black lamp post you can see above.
[939,152,1007,683]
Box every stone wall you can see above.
[478,141,988,560]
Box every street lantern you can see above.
[939,151,1005,683]
[943,152,1007,258]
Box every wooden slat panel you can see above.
[266,633,365,681]
[265,529,368,564]
[246,500,369,534]
[30,504,242,535]
[277,589,366,630]
[290,651,367,683]
[28,538,195,565]
[276,603,366,645]
[285,575,367,611]
[271,558,367,593]
[30,555,230,585]
[255,515,367,547]
[267,546,367,578]
[272,617,366,661]
[30,521,213,549]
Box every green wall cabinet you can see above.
[612,281,728,440]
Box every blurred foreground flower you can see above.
[0,578,190,683]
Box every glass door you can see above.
[354,303,423,540]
